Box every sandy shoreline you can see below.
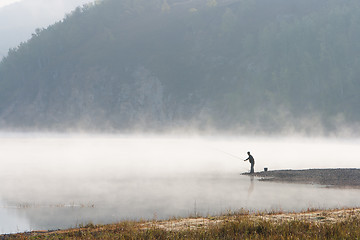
[4,208,360,238]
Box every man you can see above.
[244,151,255,173]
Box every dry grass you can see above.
[2,208,360,239]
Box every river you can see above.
[0,134,359,234]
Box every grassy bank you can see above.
[3,208,360,239]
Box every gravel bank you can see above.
[250,169,360,188]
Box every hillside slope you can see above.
[1,0,359,134]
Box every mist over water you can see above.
[0,133,359,234]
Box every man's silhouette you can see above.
[244,151,255,173]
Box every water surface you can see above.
[0,134,359,234]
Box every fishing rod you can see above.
[213,148,244,160]
[212,148,250,172]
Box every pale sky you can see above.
[0,0,22,8]
[0,0,95,58]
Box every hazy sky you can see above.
[0,0,95,58]
[0,0,22,8]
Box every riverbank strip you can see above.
[2,208,360,239]
[252,168,360,188]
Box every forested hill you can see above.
[0,0,360,134]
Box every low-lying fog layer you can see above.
[0,134,359,234]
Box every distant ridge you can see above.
[0,0,359,134]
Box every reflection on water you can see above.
[247,176,255,198]
[0,134,359,234]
